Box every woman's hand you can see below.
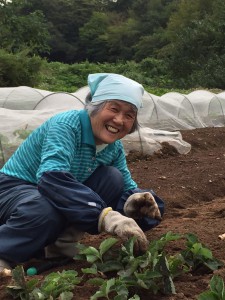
[99,208,148,253]
[124,192,162,220]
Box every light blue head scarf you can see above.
[88,73,144,110]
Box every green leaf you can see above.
[11,265,27,288]
[114,281,129,296]
[163,276,176,295]
[197,291,221,300]
[139,251,151,268]
[210,276,225,297]
[135,270,162,280]
[58,291,74,300]
[86,254,100,263]
[200,247,213,259]
[82,246,100,257]
[105,278,116,296]
[204,259,224,271]
[161,231,182,242]
[193,244,212,259]
[25,278,40,291]
[156,255,170,276]
[90,278,116,300]
[90,290,106,300]
[125,237,136,256]
[136,278,149,289]
[87,278,105,286]
[97,260,124,273]
[121,237,136,260]
[129,295,140,300]
[99,237,118,256]
[117,259,140,277]
[81,267,98,274]
[185,233,199,244]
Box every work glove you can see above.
[45,226,84,259]
[124,192,162,220]
[98,208,148,253]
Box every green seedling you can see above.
[74,237,124,274]
[89,277,140,300]
[83,234,185,296]
[6,265,39,300]
[181,233,224,273]
[74,237,118,264]
[34,270,81,299]
[197,275,225,300]
[6,232,224,299]
[7,265,81,300]
[80,232,223,297]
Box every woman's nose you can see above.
[113,113,124,124]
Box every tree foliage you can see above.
[0,0,225,89]
[0,0,50,55]
[161,0,225,88]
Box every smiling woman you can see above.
[0,73,164,272]
[89,100,137,145]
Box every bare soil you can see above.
[1,127,225,299]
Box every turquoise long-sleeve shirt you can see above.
[0,109,164,233]
[1,109,137,191]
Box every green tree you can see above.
[79,12,110,62]
[106,17,140,61]
[129,0,178,61]
[27,0,96,62]
[0,0,50,55]
[161,0,225,88]
[0,49,44,87]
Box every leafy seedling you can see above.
[197,275,225,300]
[34,270,81,299]
[7,266,81,300]
[74,237,124,273]
[89,277,140,300]
[6,265,39,299]
[77,232,224,299]
[181,233,224,273]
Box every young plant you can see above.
[197,275,225,300]
[34,269,81,299]
[74,237,124,274]
[79,232,224,298]
[180,233,224,273]
[6,265,39,300]
[83,233,185,296]
[88,277,140,300]
[7,265,81,300]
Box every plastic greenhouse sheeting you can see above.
[0,85,224,166]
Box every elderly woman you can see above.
[0,73,164,271]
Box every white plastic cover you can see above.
[2,85,224,165]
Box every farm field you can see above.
[1,126,225,299]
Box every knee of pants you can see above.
[15,196,66,244]
[85,166,124,208]
[101,166,124,189]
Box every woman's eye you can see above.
[126,114,135,120]
[110,107,118,112]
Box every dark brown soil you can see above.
[2,127,225,300]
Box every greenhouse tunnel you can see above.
[1,86,225,167]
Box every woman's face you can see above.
[90,100,137,145]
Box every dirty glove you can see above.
[45,226,84,259]
[98,207,148,253]
[124,192,162,220]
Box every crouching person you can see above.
[0,73,164,272]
